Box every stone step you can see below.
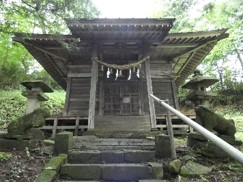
[60,163,163,181]
[57,180,168,182]
[73,136,155,150]
[68,150,155,164]
[82,130,157,139]
[94,115,151,131]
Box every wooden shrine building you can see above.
[14,19,228,133]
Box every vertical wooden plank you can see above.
[63,77,71,116]
[98,80,104,115]
[139,64,145,115]
[145,59,157,129]
[88,51,98,129]
[171,79,179,109]
[75,116,79,136]
[52,117,58,138]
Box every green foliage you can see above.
[0,90,65,128]
[156,0,197,32]
[0,0,99,34]
[41,90,66,115]
[0,90,26,124]
[0,152,12,162]
[155,0,243,106]
[0,0,99,87]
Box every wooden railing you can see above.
[150,94,243,164]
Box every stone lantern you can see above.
[182,70,218,107]
[21,81,53,114]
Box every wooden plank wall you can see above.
[143,60,179,115]
[67,77,91,115]
[64,65,99,116]
[64,60,178,117]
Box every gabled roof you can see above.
[13,18,228,89]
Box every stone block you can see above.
[100,150,124,163]
[44,154,67,171]
[124,150,155,163]
[102,164,152,181]
[180,161,212,176]
[55,132,73,155]
[148,162,164,179]
[68,150,100,164]
[35,154,67,182]
[34,169,56,182]
[155,134,171,158]
[60,164,102,180]
[139,180,168,182]
[26,128,45,140]
[169,159,182,174]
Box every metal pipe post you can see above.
[166,107,177,159]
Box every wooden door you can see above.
[104,81,141,115]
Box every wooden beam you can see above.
[166,29,227,39]
[173,52,195,75]
[98,80,104,116]
[88,49,98,129]
[173,34,226,62]
[44,53,66,78]
[24,42,67,61]
[171,79,179,110]
[67,73,91,77]
[63,77,71,116]
[145,58,157,129]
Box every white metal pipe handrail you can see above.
[150,94,243,165]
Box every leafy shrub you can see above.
[0,152,12,162]
[0,90,65,128]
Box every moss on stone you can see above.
[180,161,212,176]
[35,154,67,182]
[7,108,50,136]
[34,169,56,182]
[54,132,73,155]
[169,159,182,174]
[44,154,67,171]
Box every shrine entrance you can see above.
[103,80,142,115]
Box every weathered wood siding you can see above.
[64,60,178,117]
[67,77,91,115]
[143,60,179,115]
[64,65,99,116]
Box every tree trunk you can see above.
[235,48,243,70]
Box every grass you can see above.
[233,116,243,141]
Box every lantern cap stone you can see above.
[182,70,218,89]
[21,80,54,93]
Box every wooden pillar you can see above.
[171,79,179,110]
[88,51,98,129]
[98,80,104,115]
[63,77,71,116]
[145,59,157,129]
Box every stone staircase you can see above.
[56,136,167,182]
